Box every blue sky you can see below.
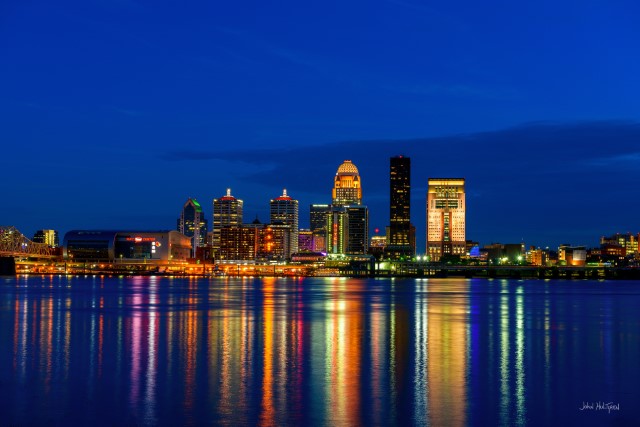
[1,0,639,250]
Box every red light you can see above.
[375,228,379,234]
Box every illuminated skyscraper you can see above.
[270,189,299,259]
[327,160,369,254]
[212,188,243,258]
[426,178,465,261]
[177,198,208,257]
[32,229,59,247]
[332,160,362,206]
[386,155,414,259]
[310,204,331,252]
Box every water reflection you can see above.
[1,276,639,426]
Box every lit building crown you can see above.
[332,160,362,206]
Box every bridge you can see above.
[0,226,58,258]
[1,226,60,275]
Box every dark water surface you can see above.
[1,276,639,426]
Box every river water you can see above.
[1,275,638,426]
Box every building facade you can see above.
[332,160,362,205]
[63,230,191,262]
[177,198,208,257]
[426,178,466,261]
[270,189,299,259]
[212,189,243,259]
[327,160,369,255]
[33,229,59,247]
[310,204,331,252]
[385,155,414,259]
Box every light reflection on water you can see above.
[1,276,640,426]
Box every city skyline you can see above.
[2,1,639,249]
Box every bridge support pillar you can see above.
[0,257,16,275]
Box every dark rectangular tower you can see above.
[386,155,414,259]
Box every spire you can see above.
[282,188,287,197]
[226,188,231,197]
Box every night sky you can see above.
[2,0,639,250]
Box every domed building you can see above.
[332,160,362,206]
[327,160,369,255]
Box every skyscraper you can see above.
[270,189,299,259]
[212,188,243,259]
[332,160,362,206]
[426,178,466,261]
[327,160,369,255]
[310,204,331,252]
[386,155,414,259]
[32,229,59,247]
[177,198,208,257]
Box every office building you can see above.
[298,229,314,252]
[426,178,466,261]
[270,189,299,259]
[327,160,369,255]
[558,244,587,267]
[212,189,243,258]
[33,229,59,247]
[332,160,362,206]
[310,204,331,252]
[177,198,208,257]
[217,226,257,261]
[385,155,414,259]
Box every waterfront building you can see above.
[426,178,466,261]
[32,229,59,247]
[600,233,639,256]
[483,243,525,264]
[270,189,299,258]
[558,244,587,266]
[298,229,314,252]
[385,155,414,259]
[369,234,386,259]
[218,226,257,261]
[526,246,549,266]
[310,204,331,252]
[327,207,348,254]
[177,198,208,257]
[332,160,362,206]
[63,230,191,262]
[327,160,369,255]
[212,189,243,259]
[345,206,369,254]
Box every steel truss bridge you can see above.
[0,226,58,259]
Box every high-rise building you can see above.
[212,189,243,259]
[345,206,369,254]
[426,178,466,261]
[332,160,362,206]
[298,229,314,252]
[270,189,299,259]
[310,204,331,252]
[385,155,414,259]
[33,229,59,247]
[217,226,257,261]
[327,160,369,255]
[177,198,208,257]
[327,207,348,254]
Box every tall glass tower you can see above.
[426,178,466,261]
[177,198,208,257]
[270,189,299,258]
[386,155,414,259]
